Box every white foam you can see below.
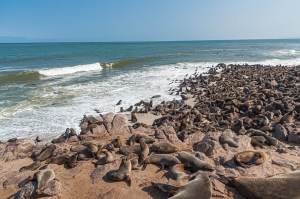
[38,62,102,76]
[268,49,299,56]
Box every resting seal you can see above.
[19,161,41,172]
[35,144,56,161]
[177,151,213,172]
[151,142,179,154]
[36,169,56,194]
[234,150,270,168]
[141,154,181,172]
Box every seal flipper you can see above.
[141,162,147,171]
[124,175,131,187]
[156,165,164,173]
[247,154,260,166]
[151,182,179,194]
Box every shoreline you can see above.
[1,63,300,198]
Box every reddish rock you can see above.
[182,131,205,144]
[110,114,130,135]
[131,126,154,135]
[92,124,108,134]
[160,125,182,143]
[197,132,223,156]
[101,112,115,133]
[3,171,34,189]
[38,180,62,197]
[67,135,79,143]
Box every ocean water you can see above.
[1,39,300,141]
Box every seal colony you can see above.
[2,63,300,198]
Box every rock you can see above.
[182,131,205,144]
[160,125,182,143]
[101,112,115,133]
[92,124,108,134]
[5,139,35,156]
[3,171,34,189]
[80,122,90,134]
[267,112,274,120]
[154,128,167,139]
[274,124,288,141]
[131,126,154,135]
[16,181,37,199]
[98,187,155,199]
[197,132,223,156]
[260,126,274,131]
[288,128,300,143]
[110,114,130,135]
[37,180,61,197]
[211,177,227,198]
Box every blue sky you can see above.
[0,0,299,42]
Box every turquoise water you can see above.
[1,39,300,140]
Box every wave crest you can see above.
[38,62,102,76]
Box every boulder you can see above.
[16,181,37,199]
[101,112,115,133]
[288,128,300,143]
[110,114,130,135]
[38,180,62,197]
[274,124,288,141]
[3,171,34,189]
[197,132,223,156]
[160,125,181,143]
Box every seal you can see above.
[169,164,190,181]
[82,142,98,155]
[141,154,181,172]
[151,142,179,154]
[119,145,141,155]
[19,160,41,172]
[70,145,87,153]
[128,133,155,145]
[67,153,78,168]
[94,151,114,165]
[139,138,149,163]
[234,150,270,168]
[279,110,294,124]
[250,137,264,149]
[131,112,137,123]
[233,170,300,199]
[156,171,211,199]
[177,151,213,172]
[45,155,70,165]
[219,129,238,147]
[35,144,56,161]
[36,169,56,194]
[107,156,132,186]
[111,136,122,148]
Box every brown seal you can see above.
[19,161,41,172]
[111,136,122,148]
[119,145,141,155]
[177,151,213,172]
[233,170,300,199]
[169,164,190,181]
[67,153,78,168]
[234,150,270,168]
[151,142,179,154]
[82,142,98,155]
[35,144,56,161]
[219,129,238,147]
[141,154,181,172]
[139,138,149,162]
[45,155,70,165]
[107,156,132,186]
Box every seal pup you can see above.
[35,144,56,161]
[94,151,114,165]
[36,169,56,194]
[139,138,149,163]
[234,150,270,168]
[151,142,179,154]
[67,153,78,168]
[131,112,137,123]
[45,155,70,165]
[219,129,238,147]
[107,156,132,186]
[19,161,41,172]
[82,142,98,156]
[111,136,122,148]
[177,151,213,172]
[35,136,42,142]
[141,154,181,173]
[169,171,212,199]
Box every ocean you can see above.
[1,39,300,141]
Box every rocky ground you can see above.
[1,64,300,199]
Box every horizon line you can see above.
[0,37,300,44]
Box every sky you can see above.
[0,0,300,42]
